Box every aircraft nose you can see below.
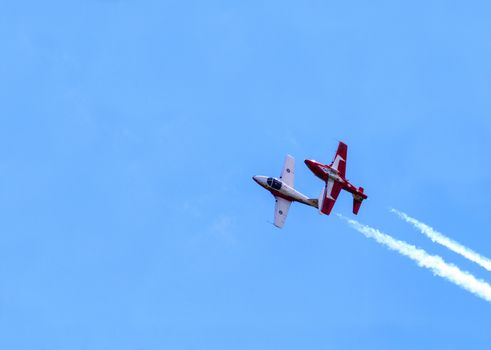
[252,176,259,183]
[304,159,318,172]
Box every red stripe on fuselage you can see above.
[304,160,367,199]
[267,188,296,202]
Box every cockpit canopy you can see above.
[267,177,282,190]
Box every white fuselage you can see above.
[252,176,317,208]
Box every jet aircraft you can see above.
[253,155,318,228]
[304,142,367,215]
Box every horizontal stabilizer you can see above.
[353,198,362,215]
[352,187,366,215]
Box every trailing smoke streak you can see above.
[391,209,491,272]
[338,215,491,303]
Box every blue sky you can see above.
[2,1,491,349]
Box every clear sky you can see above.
[2,1,491,349]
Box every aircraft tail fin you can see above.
[307,198,319,209]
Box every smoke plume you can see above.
[339,215,491,303]
[391,209,491,272]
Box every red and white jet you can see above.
[253,155,318,228]
[304,142,367,215]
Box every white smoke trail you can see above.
[391,209,491,272]
[338,215,491,303]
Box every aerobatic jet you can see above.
[253,155,318,228]
[304,142,367,215]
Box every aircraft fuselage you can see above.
[304,160,367,200]
[252,176,317,208]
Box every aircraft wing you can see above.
[331,142,347,178]
[274,197,292,228]
[279,155,295,187]
[319,177,343,215]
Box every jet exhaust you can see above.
[338,215,491,303]
[391,209,491,272]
